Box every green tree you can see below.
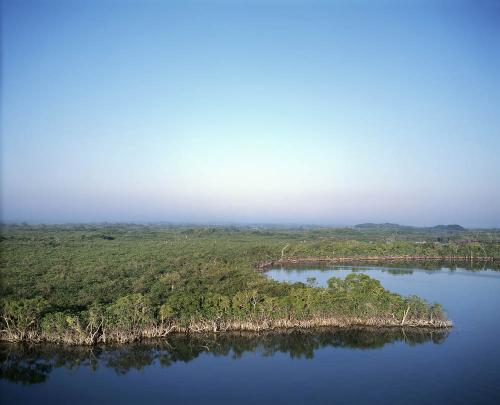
[1,298,49,340]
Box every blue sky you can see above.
[2,0,499,227]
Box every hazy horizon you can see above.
[0,219,496,231]
[2,1,499,227]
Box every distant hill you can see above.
[431,224,466,231]
[354,223,466,231]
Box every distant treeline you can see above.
[354,223,467,231]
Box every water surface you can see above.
[1,264,499,404]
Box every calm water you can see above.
[2,265,500,404]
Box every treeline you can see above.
[1,274,449,344]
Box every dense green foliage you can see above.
[2,224,497,343]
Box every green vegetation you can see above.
[2,223,498,344]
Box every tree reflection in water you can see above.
[1,327,449,384]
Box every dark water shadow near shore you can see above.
[1,327,449,385]
[269,261,500,272]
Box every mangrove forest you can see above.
[1,224,498,344]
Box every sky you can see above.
[1,0,499,227]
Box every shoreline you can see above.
[0,316,452,346]
[256,255,500,270]
[0,325,451,350]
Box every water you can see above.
[2,265,500,404]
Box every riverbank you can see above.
[257,255,500,270]
[0,315,452,345]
